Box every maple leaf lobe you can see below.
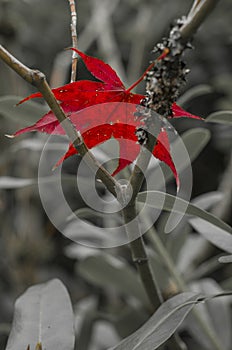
[11,49,202,188]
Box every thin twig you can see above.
[68,0,78,82]
[0,45,118,197]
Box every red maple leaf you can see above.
[10,49,202,188]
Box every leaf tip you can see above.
[52,164,58,172]
[5,133,15,139]
[176,179,180,193]
[16,97,30,106]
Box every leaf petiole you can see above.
[125,48,169,93]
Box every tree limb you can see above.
[180,0,219,41]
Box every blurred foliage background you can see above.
[0,0,232,349]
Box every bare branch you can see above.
[68,0,78,82]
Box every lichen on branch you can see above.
[142,18,192,119]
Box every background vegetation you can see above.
[0,0,231,349]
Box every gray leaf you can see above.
[137,191,232,238]
[6,279,75,350]
[206,111,232,125]
[218,255,232,263]
[77,254,150,307]
[110,292,199,350]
